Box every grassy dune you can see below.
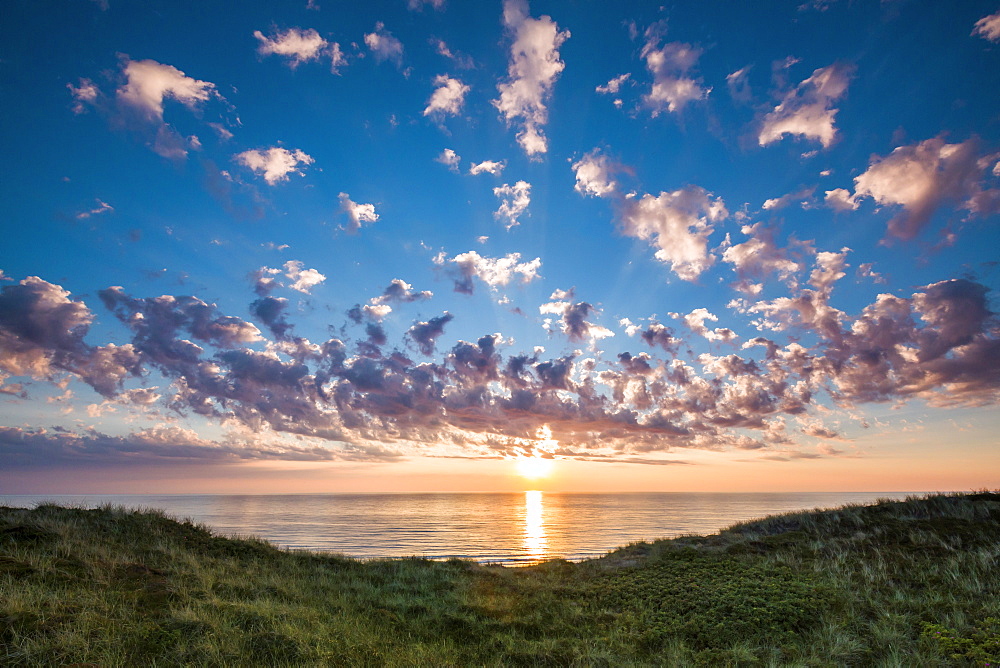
[2,492,998,666]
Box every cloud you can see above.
[338,192,379,233]
[596,73,630,95]
[0,277,141,397]
[761,186,815,210]
[640,26,710,115]
[117,58,216,122]
[682,308,737,343]
[100,287,263,354]
[76,199,114,220]
[370,279,433,307]
[423,75,469,117]
[469,160,505,176]
[0,425,394,468]
[618,186,728,281]
[817,279,1000,407]
[434,250,541,294]
[375,280,433,304]
[107,57,220,159]
[973,11,1000,42]
[432,39,474,69]
[824,187,859,212]
[408,0,445,10]
[283,260,326,294]
[364,22,404,64]
[808,248,850,291]
[235,147,314,185]
[726,66,752,103]
[4,266,1000,464]
[721,222,802,293]
[850,136,1000,239]
[572,149,618,198]
[0,276,94,379]
[758,63,852,148]
[68,78,99,114]
[493,0,570,156]
[407,313,454,355]
[596,73,630,108]
[253,27,347,73]
[571,149,729,282]
[250,266,281,296]
[436,148,461,171]
[857,262,886,285]
[629,321,683,356]
[251,296,292,340]
[493,181,531,229]
[539,288,614,343]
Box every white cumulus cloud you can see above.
[434,250,541,293]
[283,260,326,294]
[493,0,570,156]
[572,149,618,198]
[682,308,737,343]
[338,192,379,233]
[469,160,505,176]
[436,148,461,171]
[641,28,710,116]
[493,181,531,229]
[236,147,314,185]
[423,75,469,117]
[253,28,342,70]
[117,59,216,122]
[824,187,859,212]
[619,186,728,281]
[365,22,404,64]
[759,63,852,148]
[596,73,630,95]
[851,136,999,239]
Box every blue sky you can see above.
[1,0,999,493]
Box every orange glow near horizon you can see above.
[2,415,998,495]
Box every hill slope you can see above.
[2,493,998,666]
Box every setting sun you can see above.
[516,456,554,480]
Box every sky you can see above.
[1,0,999,494]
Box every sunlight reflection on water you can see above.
[522,490,547,562]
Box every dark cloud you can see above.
[540,289,614,343]
[1,272,998,467]
[639,322,682,356]
[372,278,433,305]
[0,424,398,469]
[0,277,142,397]
[365,322,388,347]
[407,312,454,356]
[250,296,292,340]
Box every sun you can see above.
[516,455,554,480]
[515,424,558,479]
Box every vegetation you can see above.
[2,492,998,666]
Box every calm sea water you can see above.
[0,492,912,565]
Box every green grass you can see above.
[2,492,999,666]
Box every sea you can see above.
[0,491,914,565]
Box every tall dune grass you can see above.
[2,492,998,665]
